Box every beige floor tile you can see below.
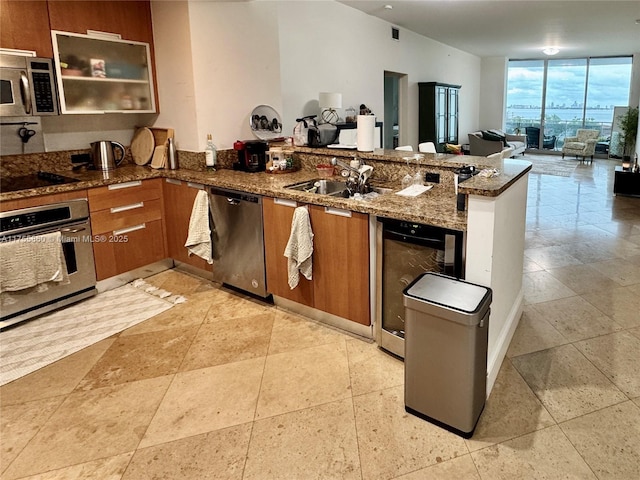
[629,325,640,341]
[522,256,544,272]
[75,326,199,391]
[506,307,567,358]
[524,245,583,270]
[511,344,627,423]
[353,386,468,480]
[583,285,640,328]
[574,331,640,398]
[244,398,360,480]
[140,357,264,448]
[560,401,640,480]
[471,425,597,479]
[346,338,404,396]
[0,338,114,406]
[2,376,171,479]
[14,453,133,480]
[123,424,251,480]
[393,454,480,479]
[120,290,213,336]
[267,309,351,355]
[179,312,274,371]
[256,341,351,419]
[547,263,621,294]
[143,268,210,296]
[465,359,555,452]
[203,288,273,322]
[530,296,622,342]
[523,271,577,305]
[590,256,640,286]
[0,396,64,474]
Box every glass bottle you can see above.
[205,133,217,171]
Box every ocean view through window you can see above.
[506,57,632,153]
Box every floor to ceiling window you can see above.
[505,56,632,152]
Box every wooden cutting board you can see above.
[131,127,155,165]
[149,127,175,149]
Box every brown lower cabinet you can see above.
[263,197,370,326]
[162,179,212,272]
[88,178,166,281]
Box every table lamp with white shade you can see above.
[319,92,342,124]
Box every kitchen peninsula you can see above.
[0,147,530,395]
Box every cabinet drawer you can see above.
[91,198,162,234]
[88,178,162,212]
[93,219,165,280]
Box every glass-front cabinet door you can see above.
[52,30,156,114]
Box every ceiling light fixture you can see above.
[384,4,393,10]
[542,47,560,56]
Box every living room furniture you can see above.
[418,82,461,153]
[613,166,640,196]
[562,129,599,163]
[418,142,436,153]
[525,126,556,150]
[395,145,413,151]
[468,130,526,157]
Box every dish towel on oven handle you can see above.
[284,206,314,289]
[185,189,214,264]
[0,231,69,293]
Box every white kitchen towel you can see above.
[184,189,213,264]
[0,231,69,293]
[284,206,314,289]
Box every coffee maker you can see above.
[233,140,267,172]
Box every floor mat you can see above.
[525,154,581,177]
[0,280,185,386]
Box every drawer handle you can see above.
[110,202,144,214]
[61,226,87,234]
[187,182,205,190]
[165,178,181,185]
[113,223,146,236]
[274,198,297,208]
[324,207,351,217]
[108,180,142,190]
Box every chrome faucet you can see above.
[330,157,372,195]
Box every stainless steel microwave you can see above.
[0,54,59,117]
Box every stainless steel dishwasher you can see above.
[209,186,268,297]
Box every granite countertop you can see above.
[0,149,531,232]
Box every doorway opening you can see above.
[384,71,408,149]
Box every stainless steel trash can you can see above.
[403,272,492,438]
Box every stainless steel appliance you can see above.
[376,217,464,358]
[209,187,268,297]
[90,140,125,171]
[0,54,59,117]
[1,199,97,329]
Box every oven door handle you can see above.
[60,226,87,234]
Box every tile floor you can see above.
[1,156,639,479]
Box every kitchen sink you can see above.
[285,179,348,196]
[285,179,395,198]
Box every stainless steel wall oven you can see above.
[1,199,97,329]
[376,217,464,358]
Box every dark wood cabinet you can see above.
[0,0,53,57]
[162,179,212,272]
[418,82,461,153]
[613,166,640,197]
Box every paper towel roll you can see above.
[357,115,376,152]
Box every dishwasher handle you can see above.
[210,186,260,204]
[384,228,446,250]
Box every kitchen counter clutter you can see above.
[0,148,531,232]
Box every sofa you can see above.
[468,130,526,158]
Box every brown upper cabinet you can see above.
[47,0,154,45]
[0,0,54,57]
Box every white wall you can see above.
[151,0,482,152]
[478,57,507,131]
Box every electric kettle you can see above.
[90,140,126,171]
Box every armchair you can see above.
[525,127,557,150]
[562,129,599,163]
